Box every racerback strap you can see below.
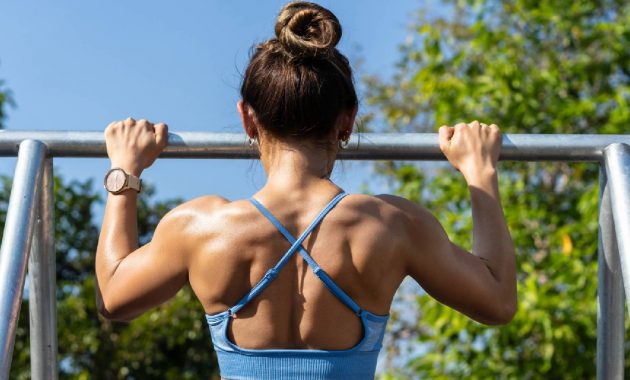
[228,192,361,316]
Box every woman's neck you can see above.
[259,136,338,190]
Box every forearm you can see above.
[96,191,139,300]
[465,169,517,308]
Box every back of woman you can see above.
[189,193,406,350]
[95,2,517,379]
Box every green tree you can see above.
[0,79,14,129]
[366,0,630,378]
[3,178,220,379]
[0,81,219,378]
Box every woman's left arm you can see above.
[96,118,188,321]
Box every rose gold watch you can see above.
[104,168,142,194]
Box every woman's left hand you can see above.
[104,117,168,176]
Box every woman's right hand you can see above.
[438,121,501,183]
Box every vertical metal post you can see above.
[28,158,57,379]
[604,143,630,312]
[0,140,47,378]
[596,168,625,380]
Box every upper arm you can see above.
[98,195,230,321]
[98,207,193,321]
[378,195,507,325]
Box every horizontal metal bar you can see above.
[0,140,47,378]
[0,131,628,161]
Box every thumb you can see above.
[438,125,454,153]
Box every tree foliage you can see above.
[367,0,630,378]
[0,71,218,377]
[2,177,219,379]
[0,49,218,380]
[0,79,14,129]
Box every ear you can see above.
[338,105,358,139]
[237,100,257,138]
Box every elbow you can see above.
[484,272,518,325]
[98,305,133,323]
[96,293,134,323]
[485,297,517,326]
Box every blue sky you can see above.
[0,1,424,202]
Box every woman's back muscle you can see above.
[184,193,408,350]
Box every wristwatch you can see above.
[104,168,142,194]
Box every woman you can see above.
[96,2,516,379]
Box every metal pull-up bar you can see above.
[0,132,629,380]
[0,131,629,160]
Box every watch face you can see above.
[106,169,126,193]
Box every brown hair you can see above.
[240,2,357,141]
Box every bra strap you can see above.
[248,193,362,316]
[228,192,348,316]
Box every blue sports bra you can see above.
[205,192,389,379]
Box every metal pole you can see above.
[0,140,47,378]
[0,131,629,161]
[596,167,624,380]
[28,158,57,379]
[603,143,630,313]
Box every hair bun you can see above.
[274,2,342,58]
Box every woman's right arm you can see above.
[390,121,516,325]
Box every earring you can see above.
[338,137,350,149]
[247,137,257,146]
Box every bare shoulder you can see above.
[168,195,231,216]
[152,195,231,243]
[370,194,441,228]
[339,193,441,240]
[342,193,410,212]
[337,193,400,222]
[337,193,447,286]
[364,194,447,247]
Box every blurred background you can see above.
[1,0,629,378]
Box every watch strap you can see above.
[126,174,142,193]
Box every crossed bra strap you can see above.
[227,192,363,317]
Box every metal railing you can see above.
[0,131,628,379]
